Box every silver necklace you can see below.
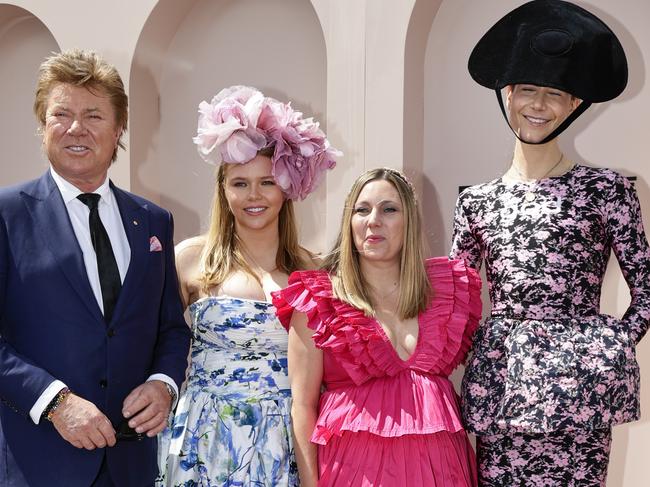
[512,153,564,202]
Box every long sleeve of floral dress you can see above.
[603,173,650,344]
[450,191,483,272]
[449,165,650,433]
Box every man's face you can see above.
[43,83,121,189]
[506,84,580,143]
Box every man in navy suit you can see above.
[0,49,191,486]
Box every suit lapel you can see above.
[111,184,149,323]
[21,172,103,322]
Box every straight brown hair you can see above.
[323,168,431,319]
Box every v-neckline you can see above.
[371,312,423,364]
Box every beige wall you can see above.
[0,4,58,185]
[1,1,648,484]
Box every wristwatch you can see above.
[164,382,176,404]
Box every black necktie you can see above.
[77,193,121,323]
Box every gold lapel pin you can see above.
[133,220,139,226]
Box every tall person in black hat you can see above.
[450,1,650,485]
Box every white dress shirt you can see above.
[50,167,131,310]
[29,168,178,424]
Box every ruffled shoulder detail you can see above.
[412,257,482,375]
[272,269,332,331]
[271,259,482,385]
[272,270,397,385]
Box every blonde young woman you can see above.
[158,86,339,486]
[273,168,481,486]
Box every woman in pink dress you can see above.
[272,168,481,486]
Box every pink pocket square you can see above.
[149,236,163,252]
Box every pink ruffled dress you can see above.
[272,257,481,487]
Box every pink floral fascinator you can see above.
[193,85,341,201]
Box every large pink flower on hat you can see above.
[193,87,266,165]
[259,100,340,200]
[193,85,340,200]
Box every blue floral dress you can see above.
[157,296,297,486]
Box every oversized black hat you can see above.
[468,0,628,143]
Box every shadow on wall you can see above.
[421,174,446,257]
[562,0,645,159]
[0,4,59,187]
[129,0,201,242]
[129,57,201,243]
[403,0,442,201]
[575,0,646,104]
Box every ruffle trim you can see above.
[420,257,482,376]
[272,257,482,385]
[311,371,464,444]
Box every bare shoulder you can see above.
[175,235,205,263]
[299,247,322,271]
[175,235,206,282]
[175,236,207,305]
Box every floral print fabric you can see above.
[157,296,297,486]
[477,428,611,486]
[450,165,650,434]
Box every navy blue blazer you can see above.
[0,171,191,486]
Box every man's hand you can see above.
[122,381,171,437]
[50,393,116,449]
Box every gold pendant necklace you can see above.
[524,191,537,202]
[512,153,564,202]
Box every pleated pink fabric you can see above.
[272,258,481,487]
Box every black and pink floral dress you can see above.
[450,165,650,486]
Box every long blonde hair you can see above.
[199,159,307,293]
[322,168,431,319]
